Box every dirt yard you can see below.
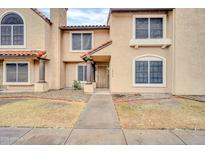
[0,98,85,128]
[113,94,205,129]
[0,89,90,128]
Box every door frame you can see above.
[96,64,109,88]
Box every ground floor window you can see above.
[5,62,29,83]
[133,55,166,87]
[77,64,87,81]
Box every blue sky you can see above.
[38,8,109,26]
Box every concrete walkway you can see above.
[66,89,125,144]
[1,90,205,145]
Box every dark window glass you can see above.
[72,33,81,50]
[78,66,83,81]
[72,33,92,50]
[78,65,87,81]
[0,13,24,46]
[6,63,28,82]
[84,66,87,81]
[13,25,24,45]
[1,26,11,45]
[18,63,28,82]
[82,33,92,50]
[6,63,17,82]
[135,18,148,39]
[150,61,163,83]
[1,13,24,24]
[135,61,148,83]
[150,18,163,38]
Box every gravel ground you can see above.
[0,89,91,102]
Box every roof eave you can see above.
[60,25,110,31]
[31,8,52,25]
[107,8,174,24]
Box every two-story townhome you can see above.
[0,8,205,95]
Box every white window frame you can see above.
[0,10,26,48]
[133,14,166,40]
[76,63,87,83]
[70,31,94,52]
[132,54,166,87]
[3,61,31,85]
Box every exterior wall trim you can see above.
[132,54,166,87]
[132,14,167,39]
[3,60,31,85]
[69,31,94,53]
[76,63,87,84]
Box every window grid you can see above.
[78,65,87,81]
[6,63,28,83]
[135,17,163,39]
[135,60,163,84]
[72,32,92,51]
[0,24,24,46]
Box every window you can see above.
[5,63,28,83]
[0,12,24,46]
[72,32,92,51]
[77,65,87,81]
[135,17,163,39]
[133,55,165,86]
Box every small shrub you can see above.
[73,80,81,90]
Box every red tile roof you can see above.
[0,50,46,58]
[60,25,110,30]
[31,8,52,25]
[81,40,112,59]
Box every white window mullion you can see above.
[11,25,13,46]
[148,18,150,39]
[148,61,150,84]
[16,63,18,82]
[83,66,85,81]
[81,33,83,50]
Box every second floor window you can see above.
[0,13,24,46]
[135,17,163,39]
[72,33,92,51]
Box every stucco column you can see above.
[39,58,46,83]
[86,60,92,84]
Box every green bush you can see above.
[73,80,81,90]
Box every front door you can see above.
[97,65,109,88]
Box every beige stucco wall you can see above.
[0,8,48,50]
[65,62,88,87]
[0,61,3,86]
[108,11,173,93]
[62,29,110,62]
[0,8,52,91]
[0,9,68,91]
[173,9,205,95]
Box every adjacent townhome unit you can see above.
[0,8,205,95]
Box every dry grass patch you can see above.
[115,97,205,129]
[0,98,85,128]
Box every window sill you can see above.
[3,82,33,86]
[70,50,91,53]
[129,38,172,49]
[133,83,166,88]
[0,45,26,49]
